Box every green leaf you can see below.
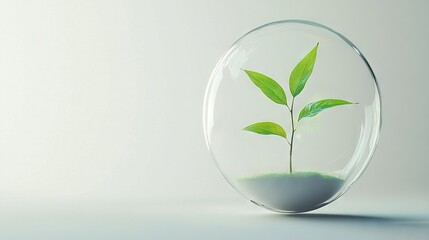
[289,43,319,97]
[243,70,287,105]
[243,122,287,139]
[298,99,355,121]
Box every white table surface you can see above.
[1,196,427,240]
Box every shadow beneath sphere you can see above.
[281,213,429,229]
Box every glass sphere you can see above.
[203,20,381,213]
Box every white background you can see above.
[0,1,428,238]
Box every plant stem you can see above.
[289,97,296,173]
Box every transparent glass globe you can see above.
[203,20,381,213]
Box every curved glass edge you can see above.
[203,44,248,201]
[250,199,331,214]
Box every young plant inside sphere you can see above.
[243,43,356,173]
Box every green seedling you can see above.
[243,43,357,173]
